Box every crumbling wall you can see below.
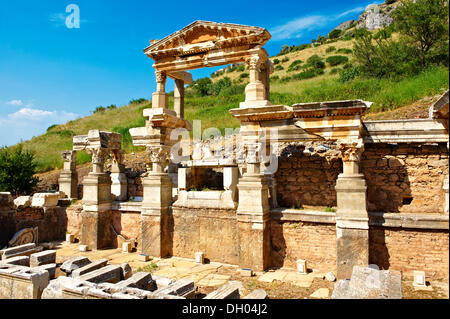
[170,207,239,265]
[270,219,337,272]
[361,143,448,213]
[369,226,449,281]
[275,142,341,208]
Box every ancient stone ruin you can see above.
[0,21,448,299]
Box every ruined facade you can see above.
[1,22,448,285]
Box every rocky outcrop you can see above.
[336,20,356,31]
[357,1,400,30]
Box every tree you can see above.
[393,0,449,68]
[328,29,342,39]
[193,77,212,96]
[0,145,39,196]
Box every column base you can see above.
[336,226,369,280]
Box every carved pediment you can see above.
[144,20,271,60]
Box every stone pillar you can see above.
[110,150,127,201]
[444,176,449,214]
[141,145,172,258]
[81,147,113,250]
[174,79,184,119]
[335,140,368,279]
[223,166,239,202]
[152,71,168,109]
[0,192,16,247]
[58,151,78,199]
[240,55,272,108]
[236,142,271,271]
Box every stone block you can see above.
[78,265,122,284]
[413,271,426,288]
[195,252,204,264]
[325,272,336,282]
[14,196,31,209]
[66,234,75,243]
[60,256,91,275]
[72,258,108,277]
[34,263,57,280]
[120,263,132,280]
[0,255,29,266]
[152,275,174,289]
[0,243,37,260]
[29,250,56,267]
[0,265,49,299]
[244,289,268,299]
[122,242,132,253]
[0,192,13,210]
[31,193,60,208]
[204,282,240,299]
[112,272,154,292]
[8,227,38,248]
[79,245,89,252]
[297,259,307,274]
[138,254,150,262]
[238,268,254,277]
[154,279,195,298]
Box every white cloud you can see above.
[6,99,23,106]
[269,5,366,41]
[0,108,79,146]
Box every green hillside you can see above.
[8,0,450,174]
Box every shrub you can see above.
[326,46,336,53]
[46,124,58,132]
[237,65,245,72]
[129,98,148,105]
[288,60,303,68]
[193,77,213,96]
[328,29,342,39]
[275,65,284,71]
[337,48,352,54]
[273,59,280,65]
[306,55,325,69]
[107,104,117,110]
[281,57,289,63]
[239,73,249,79]
[280,76,292,83]
[270,75,279,82]
[326,55,349,66]
[330,68,341,74]
[0,145,39,196]
[339,67,361,82]
[210,77,232,96]
[93,106,105,113]
[292,70,317,80]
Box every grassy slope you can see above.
[12,34,450,173]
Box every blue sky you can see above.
[0,0,379,146]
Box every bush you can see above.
[210,77,232,96]
[46,124,58,132]
[193,77,213,96]
[239,73,249,79]
[288,60,303,68]
[0,145,39,196]
[273,59,280,65]
[330,67,341,75]
[337,48,352,54]
[107,104,117,110]
[328,29,342,39]
[326,46,336,53]
[326,55,349,66]
[339,67,361,82]
[129,98,148,105]
[281,57,289,63]
[292,70,317,80]
[275,65,284,71]
[306,55,325,69]
[93,106,105,113]
[270,75,279,82]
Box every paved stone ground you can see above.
[52,241,448,299]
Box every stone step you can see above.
[112,272,155,292]
[153,279,195,298]
[0,256,29,267]
[60,256,92,275]
[72,259,108,278]
[0,243,36,260]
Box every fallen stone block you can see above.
[0,256,30,266]
[331,266,402,299]
[30,250,56,267]
[120,263,132,280]
[310,288,329,299]
[66,234,75,243]
[0,264,49,299]
[79,245,89,252]
[238,268,254,277]
[86,287,112,299]
[204,282,240,299]
[33,263,57,280]
[138,254,150,262]
[244,289,268,299]
[325,272,336,282]
[0,243,37,260]
[42,277,93,299]
[113,272,155,292]
[152,275,174,289]
[154,279,195,298]
[72,258,107,277]
[122,242,132,253]
[14,196,31,209]
[31,193,60,208]
[60,256,91,275]
[78,265,122,284]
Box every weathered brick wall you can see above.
[362,143,448,213]
[270,219,337,272]
[111,210,141,246]
[275,142,342,208]
[15,207,67,242]
[171,207,239,265]
[370,226,449,281]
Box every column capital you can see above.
[338,139,364,162]
[155,70,167,84]
[87,147,109,173]
[61,150,77,162]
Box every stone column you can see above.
[58,150,78,199]
[174,79,184,119]
[236,142,271,271]
[110,150,127,201]
[81,147,113,250]
[240,55,272,108]
[0,192,16,247]
[141,145,173,258]
[152,71,168,109]
[335,139,368,279]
